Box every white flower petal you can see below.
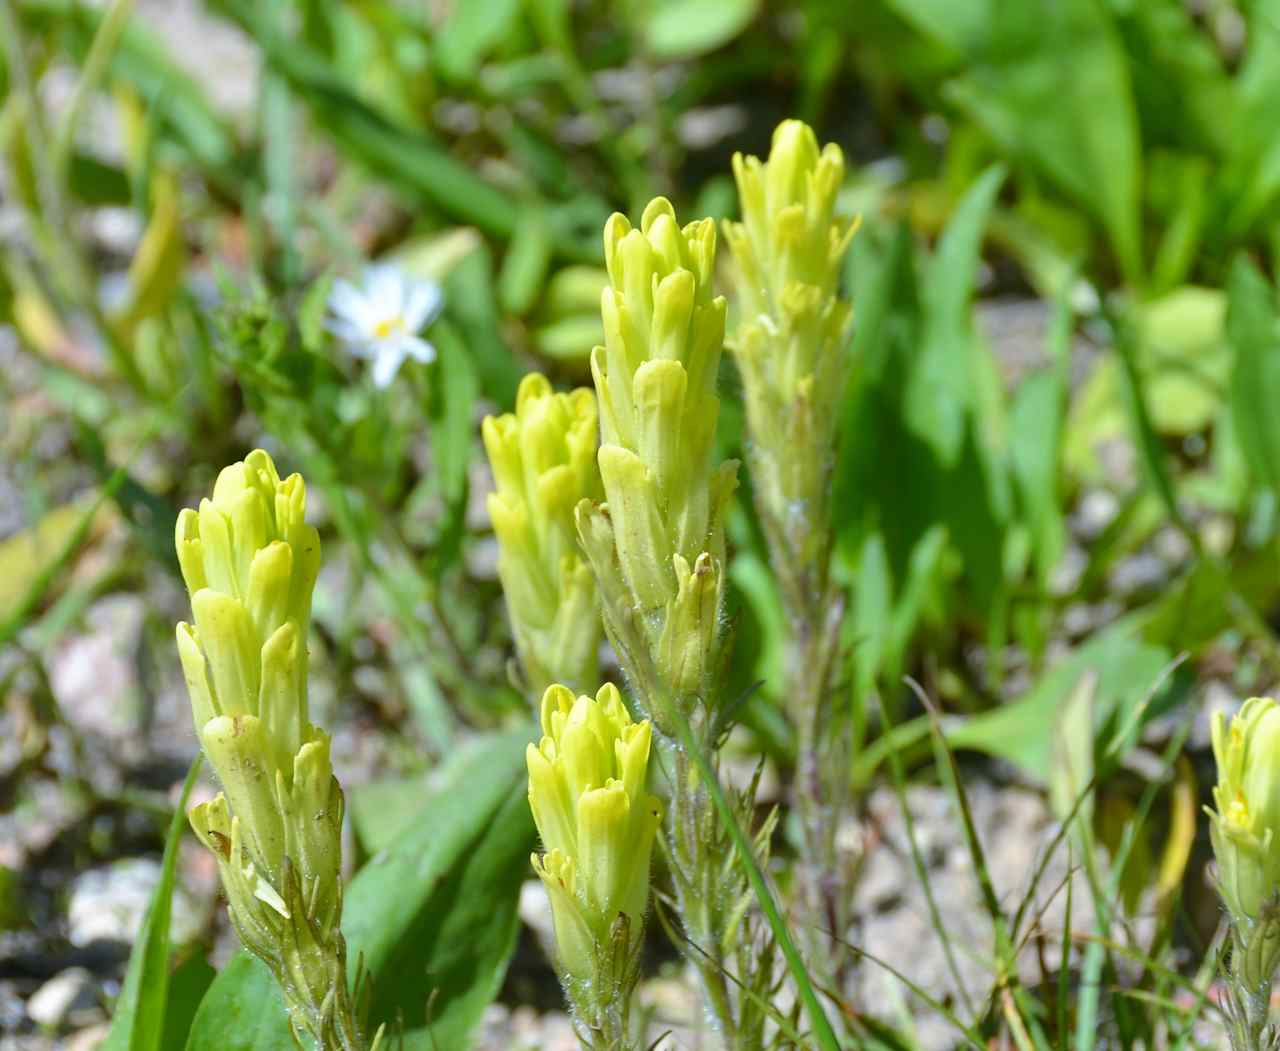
[366,265,405,317]
[329,279,374,329]
[325,316,367,343]
[371,344,408,387]
[402,336,437,364]
[403,280,444,332]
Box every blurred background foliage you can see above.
[5,0,1280,1047]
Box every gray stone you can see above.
[68,857,206,949]
[26,968,97,1029]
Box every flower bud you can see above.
[723,119,857,579]
[527,683,661,982]
[580,198,738,710]
[174,450,344,967]
[482,373,603,693]
[1209,697,1280,924]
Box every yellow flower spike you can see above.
[1209,697,1280,925]
[527,683,661,986]
[483,373,603,694]
[723,119,857,587]
[580,196,739,712]
[175,450,370,1050]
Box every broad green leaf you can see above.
[103,758,201,1051]
[911,166,1012,614]
[645,0,761,59]
[186,729,534,1051]
[946,623,1171,778]
[159,953,216,1051]
[915,0,1143,284]
[1048,671,1096,836]
[1226,257,1280,498]
[396,784,531,1048]
[183,954,291,1051]
[349,729,539,856]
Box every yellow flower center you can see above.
[373,315,402,340]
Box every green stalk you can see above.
[655,690,842,1051]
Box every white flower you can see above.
[328,265,444,387]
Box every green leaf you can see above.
[497,205,553,317]
[159,953,217,1051]
[1220,0,1280,236]
[102,758,202,1051]
[909,164,1006,464]
[434,0,522,82]
[183,954,292,1051]
[1226,256,1280,498]
[424,322,478,575]
[186,729,534,1051]
[913,0,1143,284]
[946,623,1170,779]
[445,247,523,407]
[645,0,761,59]
[396,784,531,1049]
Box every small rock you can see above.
[1109,552,1168,596]
[69,857,206,948]
[518,879,555,953]
[67,1023,111,1051]
[1074,488,1119,540]
[26,968,97,1028]
[49,594,145,747]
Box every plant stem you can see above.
[661,695,842,1051]
[666,745,740,1043]
[753,460,851,994]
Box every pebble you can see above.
[49,595,145,749]
[67,1024,111,1051]
[68,858,206,948]
[26,968,98,1029]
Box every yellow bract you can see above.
[483,373,602,692]
[174,449,342,957]
[1209,697,1280,923]
[577,198,738,701]
[723,119,857,573]
[527,683,661,981]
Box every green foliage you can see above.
[186,730,532,1050]
[9,0,1280,1046]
